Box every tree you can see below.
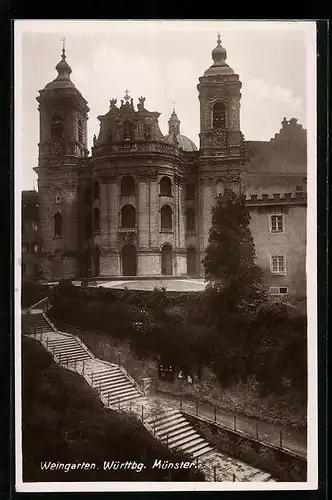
[203,188,263,309]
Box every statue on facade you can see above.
[110,98,117,108]
[138,96,146,111]
[143,124,151,140]
[93,134,97,146]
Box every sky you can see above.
[15,20,315,191]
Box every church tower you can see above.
[197,33,243,158]
[197,34,244,272]
[35,44,90,279]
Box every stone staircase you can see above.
[145,409,214,459]
[22,309,276,482]
[22,312,54,336]
[87,364,143,406]
[22,312,143,407]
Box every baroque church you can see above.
[24,34,307,301]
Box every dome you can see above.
[165,132,198,152]
[43,47,76,91]
[165,108,197,151]
[204,33,234,77]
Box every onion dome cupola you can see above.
[36,41,90,167]
[197,33,243,159]
[165,107,198,152]
[204,33,234,77]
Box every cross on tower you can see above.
[61,36,66,50]
[172,100,176,112]
[124,89,130,102]
[217,33,221,45]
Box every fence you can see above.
[175,394,289,453]
[26,330,261,482]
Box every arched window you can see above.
[185,183,195,200]
[121,204,136,228]
[78,118,83,143]
[93,180,100,200]
[94,208,100,233]
[84,186,92,205]
[123,121,133,141]
[213,102,226,130]
[121,175,135,196]
[161,205,172,230]
[51,113,64,140]
[160,176,172,197]
[54,213,63,237]
[161,244,173,276]
[84,212,92,239]
[186,208,196,232]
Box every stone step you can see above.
[183,439,212,456]
[154,415,188,433]
[168,432,203,450]
[192,445,214,458]
[59,354,91,362]
[108,389,141,404]
[47,337,78,344]
[48,342,82,349]
[172,436,205,452]
[109,393,142,406]
[97,380,133,392]
[152,411,182,426]
[93,375,127,388]
[54,347,89,355]
[157,420,191,438]
[52,345,87,354]
[92,369,122,381]
[144,409,179,425]
[166,428,198,446]
[108,387,140,401]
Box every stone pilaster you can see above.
[137,178,150,249]
[149,179,159,248]
[108,176,118,250]
[199,176,213,273]
[100,179,108,247]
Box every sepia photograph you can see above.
[14,19,317,492]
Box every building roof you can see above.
[244,118,307,175]
[164,109,198,152]
[203,33,235,77]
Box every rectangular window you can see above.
[270,214,284,233]
[269,286,289,295]
[270,255,286,274]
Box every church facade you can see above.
[30,35,307,301]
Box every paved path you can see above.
[155,391,307,458]
[50,279,207,292]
